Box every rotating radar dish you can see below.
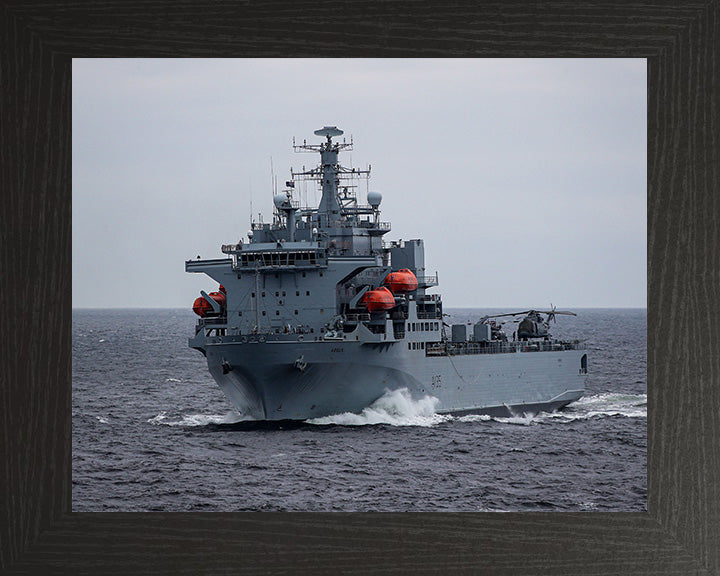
[314,126,344,138]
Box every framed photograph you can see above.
[2,2,718,574]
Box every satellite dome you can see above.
[274,193,289,209]
[367,191,382,207]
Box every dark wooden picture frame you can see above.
[2,2,718,574]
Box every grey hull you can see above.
[203,339,586,421]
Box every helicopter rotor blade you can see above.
[548,303,556,323]
[480,310,533,320]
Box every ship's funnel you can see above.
[274,193,297,242]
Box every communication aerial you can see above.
[314,126,344,138]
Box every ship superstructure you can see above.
[186,127,587,420]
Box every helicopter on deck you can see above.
[479,306,577,340]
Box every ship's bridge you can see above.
[222,241,328,270]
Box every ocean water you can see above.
[72,308,646,512]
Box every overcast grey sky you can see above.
[72,58,646,309]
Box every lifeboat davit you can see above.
[192,291,226,317]
[361,286,395,312]
[383,269,418,293]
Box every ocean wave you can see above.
[307,388,448,427]
[538,393,647,422]
[146,391,646,429]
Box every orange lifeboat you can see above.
[383,269,418,293]
[361,286,395,312]
[218,284,227,294]
[192,291,226,317]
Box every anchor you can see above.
[294,355,307,372]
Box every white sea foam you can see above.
[147,391,646,428]
[456,414,492,423]
[307,388,447,427]
[539,393,647,422]
[147,410,247,427]
[147,411,167,425]
[493,413,539,426]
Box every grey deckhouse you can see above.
[187,126,438,339]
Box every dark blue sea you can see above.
[72,308,646,512]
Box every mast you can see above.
[291,126,370,230]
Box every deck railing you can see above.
[417,274,439,287]
[426,340,586,356]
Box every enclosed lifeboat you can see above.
[383,269,418,293]
[192,290,226,317]
[360,286,395,312]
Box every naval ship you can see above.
[186,127,587,420]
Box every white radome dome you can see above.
[367,191,382,207]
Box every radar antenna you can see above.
[314,126,344,139]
